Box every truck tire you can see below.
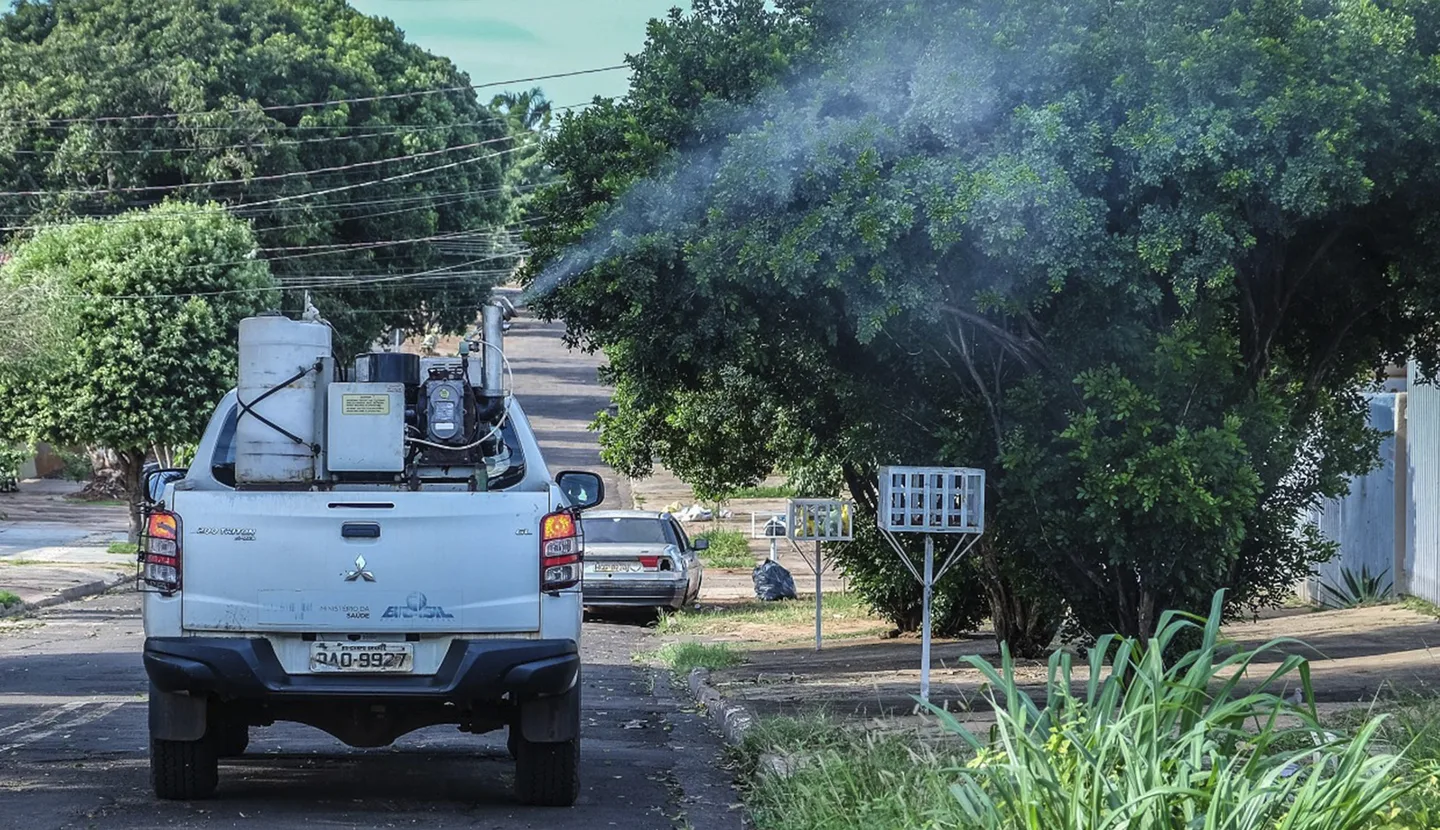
[514,736,579,807]
[150,737,219,800]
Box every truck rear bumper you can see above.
[143,636,579,703]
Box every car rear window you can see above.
[583,517,670,545]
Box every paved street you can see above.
[0,314,741,830]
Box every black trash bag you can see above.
[752,560,798,602]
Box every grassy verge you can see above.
[730,591,1435,830]
[736,715,965,830]
[659,593,878,637]
[107,542,138,556]
[647,642,743,674]
[1400,594,1440,619]
[0,590,20,608]
[694,529,754,569]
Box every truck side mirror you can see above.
[555,470,604,511]
[144,466,187,507]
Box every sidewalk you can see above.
[0,481,130,615]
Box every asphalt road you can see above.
[0,314,742,830]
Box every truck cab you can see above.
[140,303,601,806]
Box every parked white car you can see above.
[580,511,705,611]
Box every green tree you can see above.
[490,86,559,227]
[0,202,277,538]
[525,0,1440,645]
[0,0,516,356]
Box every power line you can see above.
[1,101,591,149]
[229,148,520,210]
[0,67,626,127]
[0,146,526,232]
[0,183,553,235]
[4,122,496,155]
[0,139,509,197]
[31,254,521,301]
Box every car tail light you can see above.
[638,556,660,570]
[540,511,581,591]
[141,510,182,593]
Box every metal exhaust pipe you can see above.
[482,301,505,397]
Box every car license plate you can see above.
[309,641,414,673]
[589,562,642,574]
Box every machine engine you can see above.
[234,300,511,490]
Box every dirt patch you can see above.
[0,483,126,530]
[680,602,1440,721]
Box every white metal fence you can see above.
[1302,368,1440,607]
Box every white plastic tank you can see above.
[235,314,332,484]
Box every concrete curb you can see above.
[687,667,756,746]
[0,571,130,619]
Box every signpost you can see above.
[751,512,788,562]
[876,466,985,703]
[787,499,854,651]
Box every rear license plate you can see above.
[589,562,642,574]
[309,641,414,673]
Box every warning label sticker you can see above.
[341,394,391,416]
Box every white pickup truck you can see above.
[139,302,602,806]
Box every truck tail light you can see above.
[540,511,581,592]
[140,510,182,593]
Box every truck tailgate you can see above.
[172,490,551,633]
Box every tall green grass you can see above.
[738,591,1425,830]
[649,641,743,674]
[694,528,754,569]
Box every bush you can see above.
[832,517,989,637]
[694,529,754,569]
[0,443,24,490]
[55,449,92,482]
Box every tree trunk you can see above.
[79,447,129,500]
[982,543,1062,658]
[81,447,147,542]
[121,449,145,544]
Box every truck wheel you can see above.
[150,737,219,800]
[514,736,579,807]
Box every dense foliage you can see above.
[0,0,516,355]
[0,202,277,536]
[525,0,1440,644]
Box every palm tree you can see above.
[490,86,553,133]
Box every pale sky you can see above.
[348,1,684,109]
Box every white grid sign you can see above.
[788,499,855,542]
[879,466,984,534]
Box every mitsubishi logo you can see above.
[343,555,376,583]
